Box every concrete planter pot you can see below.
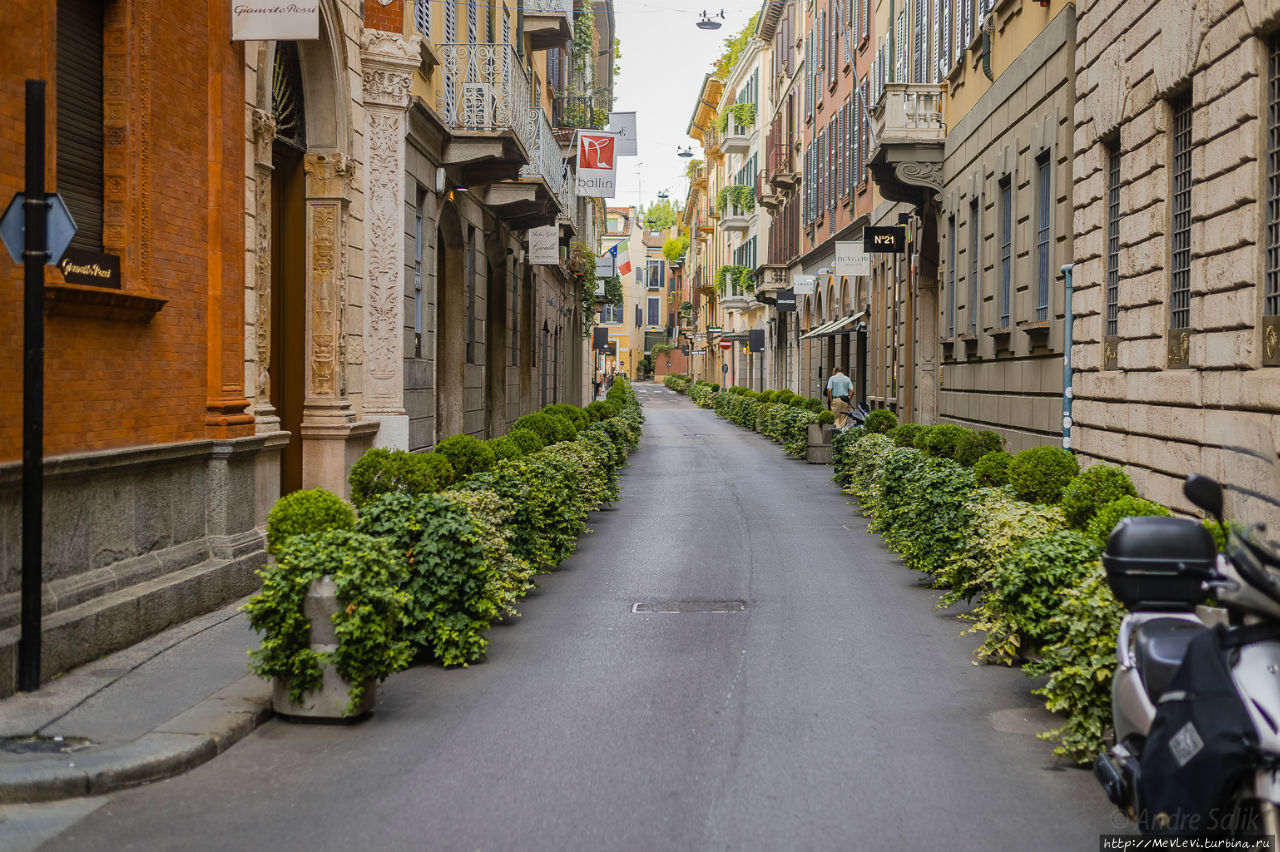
[271,576,377,720]
[806,423,835,464]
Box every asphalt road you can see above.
[39,384,1120,851]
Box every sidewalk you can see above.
[0,598,273,804]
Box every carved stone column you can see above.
[301,152,357,493]
[250,107,280,434]
[360,30,421,450]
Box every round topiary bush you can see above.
[1060,464,1138,529]
[817,410,835,425]
[586,400,617,422]
[348,448,456,509]
[954,430,1006,467]
[542,413,578,444]
[1086,495,1172,544]
[972,450,1014,487]
[758,390,777,404]
[265,488,356,557]
[512,412,561,445]
[1008,445,1081,505]
[916,424,970,461]
[544,404,587,433]
[434,434,497,479]
[864,409,898,434]
[889,423,926,448]
[775,389,796,405]
[805,397,824,413]
[506,427,545,455]
[486,435,522,462]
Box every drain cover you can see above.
[0,735,94,755]
[632,601,746,614]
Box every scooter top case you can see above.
[1103,516,1217,611]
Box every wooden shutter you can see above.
[57,0,104,252]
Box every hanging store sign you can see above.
[793,275,817,296]
[58,247,120,289]
[775,288,796,312]
[529,225,560,265]
[864,226,906,254]
[706,326,723,334]
[606,112,638,158]
[231,1,320,41]
[748,329,765,353]
[575,131,619,198]
[592,327,610,353]
[835,242,872,277]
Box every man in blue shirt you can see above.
[825,366,854,428]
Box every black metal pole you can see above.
[20,80,47,692]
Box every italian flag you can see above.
[614,240,631,276]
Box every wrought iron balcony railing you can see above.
[552,95,603,130]
[519,107,565,197]
[556,161,578,233]
[437,43,533,155]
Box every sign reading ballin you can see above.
[232,1,320,41]
[575,131,618,198]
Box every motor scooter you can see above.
[1095,473,1280,838]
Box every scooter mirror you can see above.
[1184,474,1225,523]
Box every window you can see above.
[969,196,980,335]
[647,259,664,290]
[465,226,476,363]
[414,188,425,357]
[948,215,957,337]
[468,0,478,44]
[445,0,456,42]
[602,301,623,323]
[57,0,105,253]
[647,297,660,326]
[1170,92,1193,334]
[414,0,430,38]
[999,177,1011,327]
[1035,154,1052,321]
[511,259,519,365]
[1266,33,1280,321]
[1106,140,1121,339]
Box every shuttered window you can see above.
[1035,154,1052,321]
[999,177,1012,327]
[1170,93,1193,332]
[1266,33,1280,318]
[1107,140,1121,337]
[948,216,957,337]
[57,0,105,252]
[969,196,980,335]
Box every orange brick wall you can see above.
[365,0,404,32]
[0,0,249,463]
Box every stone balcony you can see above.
[523,0,573,50]
[722,117,752,156]
[437,43,532,186]
[867,83,945,209]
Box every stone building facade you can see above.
[1071,0,1280,514]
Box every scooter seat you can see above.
[1133,618,1209,702]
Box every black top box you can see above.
[1102,515,1218,610]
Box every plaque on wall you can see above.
[58,248,121,289]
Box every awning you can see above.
[800,311,866,340]
[719,331,750,341]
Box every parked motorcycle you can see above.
[1095,472,1280,838]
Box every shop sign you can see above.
[864,226,906,253]
[529,226,560,265]
[835,242,871,276]
[775,288,796,312]
[232,1,320,41]
[58,247,120,288]
[793,275,817,296]
[575,131,619,198]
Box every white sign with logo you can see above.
[606,112,638,157]
[231,1,320,41]
[793,274,817,296]
[528,225,561,266]
[575,131,619,198]
[835,242,872,277]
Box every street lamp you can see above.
[697,10,725,29]
[678,146,694,158]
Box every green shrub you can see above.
[1029,563,1126,764]
[972,451,1013,487]
[878,456,976,576]
[832,428,862,488]
[804,397,824,413]
[444,488,538,621]
[544,404,587,433]
[864,409,898,434]
[729,386,750,395]
[916,424,971,461]
[870,449,930,544]
[348,448,455,509]
[486,436,522,462]
[758,390,777,404]
[434,434,497,479]
[265,488,355,557]
[775,389,795,405]
[357,492,497,666]
[512,412,562,445]
[954,430,1006,467]
[1060,464,1137,529]
[1008,445,1080,505]
[506,427,545,455]
[889,423,925,448]
[1085,495,1172,544]
[936,487,1066,607]
[969,530,1101,665]
[817,410,835,425]
[244,529,412,713]
[586,400,618,422]
[842,434,898,514]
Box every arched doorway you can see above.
[436,204,466,440]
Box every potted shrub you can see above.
[244,528,413,719]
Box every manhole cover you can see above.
[632,601,747,614]
[0,735,94,755]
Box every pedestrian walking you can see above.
[592,373,602,400]
[825,366,854,429]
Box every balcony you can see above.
[555,160,579,238]
[722,116,752,156]
[720,203,752,233]
[766,132,798,189]
[552,95,603,133]
[482,107,566,229]
[867,83,945,209]
[437,43,533,186]
[523,0,572,50]
[756,170,782,211]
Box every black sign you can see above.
[775,288,796,312]
[58,247,121,288]
[864,226,906,254]
[592,326,610,353]
[748,329,765,353]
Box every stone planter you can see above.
[271,576,377,720]
[806,422,835,464]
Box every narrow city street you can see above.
[37,386,1117,851]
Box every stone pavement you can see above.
[0,598,272,805]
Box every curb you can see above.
[0,676,273,805]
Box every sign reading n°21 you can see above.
[864,226,906,254]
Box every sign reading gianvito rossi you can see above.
[58,248,121,289]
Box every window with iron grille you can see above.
[969,196,980,335]
[1107,140,1121,337]
[1035,154,1052,321]
[414,0,430,38]
[1170,92,1193,331]
[1266,33,1280,318]
[948,215,957,337]
[57,0,105,253]
[999,177,1011,327]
